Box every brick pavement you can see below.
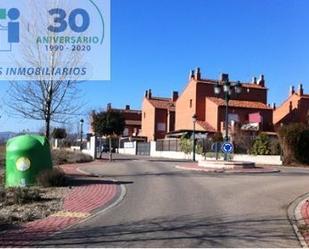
[0,163,121,247]
[300,200,309,245]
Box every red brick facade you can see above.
[175,68,274,135]
[141,90,177,141]
[89,104,142,138]
[274,84,309,128]
[98,69,309,143]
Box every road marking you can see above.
[51,211,90,218]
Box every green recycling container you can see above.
[5,135,52,187]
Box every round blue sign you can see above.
[222,142,234,153]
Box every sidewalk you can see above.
[290,194,309,247]
[300,200,309,246]
[176,162,280,174]
[0,163,123,247]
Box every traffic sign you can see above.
[221,142,234,153]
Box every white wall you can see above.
[70,136,97,159]
[232,154,282,165]
[151,141,282,165]
[118,141,283,165]
[118,141,137,155]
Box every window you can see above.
[190,99,192,108]
[144,112,146,119]
[157,123,166,131]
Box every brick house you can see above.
[141,89,178,141]
[173,68,274,137]
[90,103,142,138]
[273,84,309,128]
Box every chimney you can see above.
[125,105,130,110]
[252,77,257,84]
[289,101,293,112]
[107,103,112,111]
[195,67,201,80]
[257,74,265,87]
[289,86,295,96]
[298,84,304,96]
[189,70,195,80]
[145,90,148,98]
[220,73,229,82]
[172,91,179,101]
[148,89,152,98]
[272,103,276,110]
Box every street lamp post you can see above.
[192,114,197,162]
[214,74,242,161]
[80,119,84,151]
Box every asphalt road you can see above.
[38,156,309,247]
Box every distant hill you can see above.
[0,132,17,142]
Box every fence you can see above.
[156,139,181,152]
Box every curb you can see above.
[176,165,280,174]
[76,167,100,177]
[49,180,126,239]
[51,165,126,233]
[0,163,126,246]
[287,193,309,248]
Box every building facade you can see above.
[90,103,142,138]
[273,84,309,128]
[174,68,274,136]
[141,89,177,141]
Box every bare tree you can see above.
[6,0,85,139]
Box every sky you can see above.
[0,0,309,133]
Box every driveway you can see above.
[35,155,309,247]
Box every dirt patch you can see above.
[0,187,68,228]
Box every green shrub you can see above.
[179,135,206,155]
[278,123,309,165]
[196,143,204,155]
[36,168,67,187]
[179,135,193,155]
[251,134,271,155]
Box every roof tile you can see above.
[206,97,272,110]
[148,98,176,111]
[196,121,216,132]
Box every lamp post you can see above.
[192,114,197,162]
[80,119,84,151]
[214,74,242,161]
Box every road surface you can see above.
[37,156,309,247]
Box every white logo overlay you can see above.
[0,0,110,81]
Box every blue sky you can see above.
[1,0,309,132]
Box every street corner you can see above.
[175,162,280,174]
[0,174,126,247]
[288,193,309,248]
